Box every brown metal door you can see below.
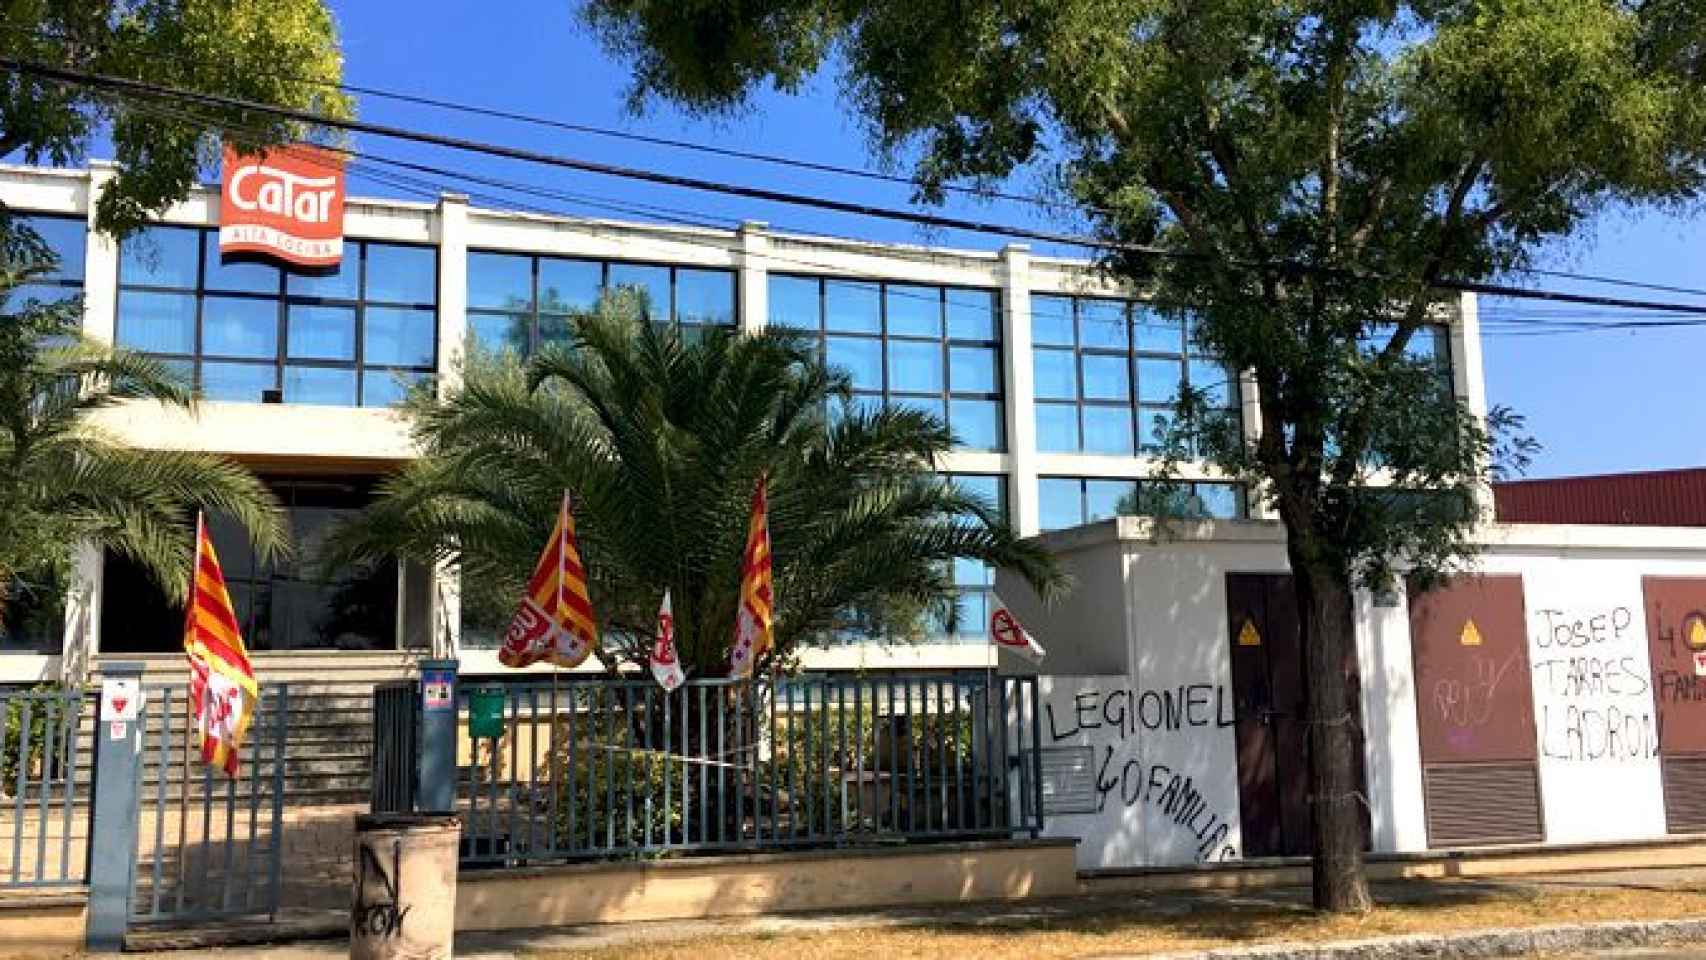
[1228,574,1281,857]
[1641,577,1706,833]
[1408,575,1544,846]
[1227,573,1313,858]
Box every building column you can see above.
[57,543,103,686]
[738,221,769,333]
[81,162,120,344]
[1449,292,1494,522]
[58,165,122,678]
[1000,244,1040,536]
[1239,370,1274,520]
[427,193,470,656]
[433,193,470,395]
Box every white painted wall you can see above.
[1008,519,1284,870]
[1002,520,1706,871]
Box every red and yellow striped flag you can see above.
[728,474,774,679]
[498,492,598,669]
[182,516,258,778]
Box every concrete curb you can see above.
[1128,917,1706,959]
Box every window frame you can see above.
[465,250,739,356]
[1032,294,1241,456]
[1037,475,1247,530]
[116,226,439,407]
[769,273,1007,452]
[6,212,88,307]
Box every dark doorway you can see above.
[1226,573,1311,858]
[99,476,399,653]
[1226,572,1370,859]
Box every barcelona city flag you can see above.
[182,515,258,777]
[728,474,774,679]
[498,492,598,669]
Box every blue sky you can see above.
[322,2,1703,478]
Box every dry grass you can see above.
[528,884,1706,960]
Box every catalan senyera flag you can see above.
[498,492,598,669]
[728,474,774,679]
[182,515,258,778]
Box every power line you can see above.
[6,31,1701,307]
[14,56,1706,322]
[0,57,1149,256]
[0,22,1075,216]
[112,93,1021,317]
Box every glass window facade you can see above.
[769,275,1004,451]
[1031,295,1239,455]
[99,477,399,652]
[115,227,437,406]
[1367,322,1454,389]
[467,251,735,354]
[944,473,1007,644]
[6,213,86,310]
[1038,476,1246,531]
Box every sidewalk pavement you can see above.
[108,865,1706,960]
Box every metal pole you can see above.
[85,662,145,952]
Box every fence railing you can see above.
[0,687,89,888]
[371,682,418,816]
[444,670,1043,867]
[130,684,290,924]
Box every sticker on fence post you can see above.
[421,668,455,712]
[101,676,141,742]
[100,677,140,721]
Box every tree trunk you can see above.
[1289,549,1373,913]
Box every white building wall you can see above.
[1001,521,1706,871]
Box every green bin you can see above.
[468,687,506,739]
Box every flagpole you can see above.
[549,491,568,796]
[177,512,202,899]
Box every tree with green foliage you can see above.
[328,291,1066,675]
[0,0,350,234]
[0,227,286,642]
[581,0,1706,909]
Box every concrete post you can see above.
[85,661,145,951]
[80,162,119,345]
[999,245,1041,536]
[433,193,470,397]
[416,659,460,814]
[738,221,770,333]
[1449,291,1495,523]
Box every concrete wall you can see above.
[1003,518,1286,871]
[454,839,1079,929]
[999,519,1706,872]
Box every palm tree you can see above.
[329,290,1067,676]
[0,223,286,639]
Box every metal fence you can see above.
[0,687,88,888]
[449,670,1043,867]
[130,684,289,925]
[371,681,418,816]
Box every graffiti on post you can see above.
[1530,606,1661,763]
[1045,683,1238,862]
[353,839,410,940]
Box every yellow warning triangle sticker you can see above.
[1460,619,1484,647]
[1688,616,1706,650]
[1238,619,1261,647]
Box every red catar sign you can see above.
[219,144,346,268]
